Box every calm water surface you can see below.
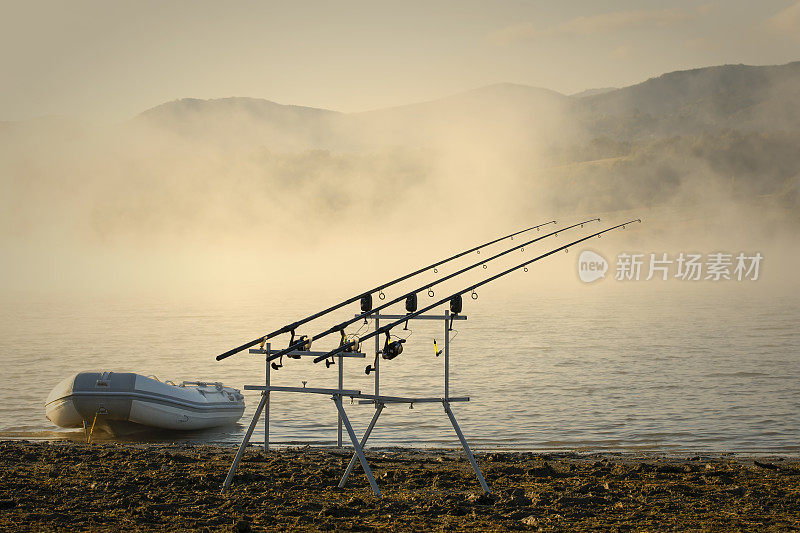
[1,287,797,452]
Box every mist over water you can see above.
[1,61,798,449]
[2,62,799,296]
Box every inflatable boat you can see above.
[45,372,245,435]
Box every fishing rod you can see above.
[215,220,556,361]
[313,219,642,365]
[265,218,601,367]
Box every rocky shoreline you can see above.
[1,441,799,531]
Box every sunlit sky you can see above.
[2,0,799,121]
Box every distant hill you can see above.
[136,97,341,150]
[571,87,617,98]
[345,83,574,149]
[130,62,800,148]
[3,60,799,245]
[115,61,800,216]
[357,83,569,115]
[139,97,338,124]
[576,62,800,139]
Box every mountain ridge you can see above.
[128,60,800,148]
[134,60,800,120]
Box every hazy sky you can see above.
[2,0,799,121]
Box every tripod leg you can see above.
[443,400,490,493]
[221,392,269,493]
[339,402,384,488]
[333,395,381,497]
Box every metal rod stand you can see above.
[444,310,450,400]
[223,310,486,496]
[443,400,490,493]
[333,394,381,497]
[350,311,487,494]
[374,315,380,397]
[338,353,343,447]
[339,402,385,488]
[221,391,270,493]
[264,342,270,452]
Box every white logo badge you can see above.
[578,250,608,283]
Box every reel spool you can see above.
[287,333,312,359]
[344,336,361,352]
[339,330,361,353]
[382,338,406,360]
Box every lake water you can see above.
[1,286,798,452]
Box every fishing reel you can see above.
[270,332,310,370]
[383,339,405,360]
[381,332,406,361]
[261,338,285,370]
[286,332,312,359]
[328,330,361,369]
[365,332,406,374]
[339,330,361,353]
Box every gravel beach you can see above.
[1,441,799,531]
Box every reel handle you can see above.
[365,354,379,375]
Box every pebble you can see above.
[0,442,798,531]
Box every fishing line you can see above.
[351,320,369,337]
[395,329,413,342]
[449,327,459,344]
